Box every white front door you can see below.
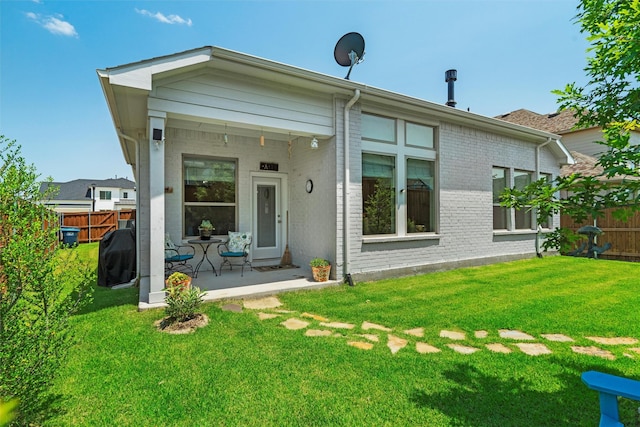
[252,176,283,260]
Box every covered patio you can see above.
[140,264,341,309]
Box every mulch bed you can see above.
[155,313,209,334]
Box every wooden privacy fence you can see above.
[561,208,640,262]
[59,210,135,244]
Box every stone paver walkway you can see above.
[232,296,638,361]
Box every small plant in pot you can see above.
[165,271,192,292]
[198,219,215,240]
[310,258,331,282]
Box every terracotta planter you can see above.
[165,277,192,292]
[311,265,331,282]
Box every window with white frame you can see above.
[513,170,534,230]
[492,167,536,231]
[183,156,236,237]
[99,191,112,200]
[492,167,508,230]
[362,113,437,236]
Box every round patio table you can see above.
[187,238,221,277]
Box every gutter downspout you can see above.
[117,130,141,282]
[535,137,553,258]
[343,89,360,286]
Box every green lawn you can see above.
[47,249,640,426]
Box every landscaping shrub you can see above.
[164,284,204,323]
[0,137,95,426]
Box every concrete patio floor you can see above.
[139,263,342,310]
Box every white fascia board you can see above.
[550,139,575,165]
[100,48,212,91]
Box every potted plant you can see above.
[198,219,215,240]
[310,258,331,282]
[165,271,192,292]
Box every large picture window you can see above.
[183,157,236,237]
[362,112,437,237]
[362,153,396,235]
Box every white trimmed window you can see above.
[362,113,437,236]
[492,167,536,231]
[183,156,237,237]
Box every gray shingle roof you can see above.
[39,178,135,201]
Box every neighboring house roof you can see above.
[40,178,135,201]
[561,151,603,177]
[495,109,582,134]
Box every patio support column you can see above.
[148,111,166,304]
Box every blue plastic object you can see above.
[582,371,640,427]
[60,227,80,247]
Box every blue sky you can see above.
[1,0,589,183]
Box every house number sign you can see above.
[260,162,279,171]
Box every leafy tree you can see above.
[502,0,640,251]
[0,136,94,425]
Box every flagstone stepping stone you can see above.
[571,346,615,360]
[447,344,480,354]
[221,303,242,313]
[404,327,424,337]
[275,309,294,313]
[244,296,282,310]
[586,336,639,345]
[258,312,280,320]
[541,333,574,342]
[628,348,640,354]
[305,329,333,337]
[475,330,489,339]
[319,321,355,329]
[301,312,329,322]
[515,343,552,356]
[362,321,392,332]
[440,330,465,340]
[281,318,309,330]
[387,335,408,354]
[359,334,380,342]
[499,329,536,340]
[486,343,512,354]
[416,342,441,354]
[348,341,374,350]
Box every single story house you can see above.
[97,46,573,305]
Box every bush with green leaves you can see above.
[164,284,205,323]
[0,136,95,426]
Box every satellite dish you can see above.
[334,32,365,80]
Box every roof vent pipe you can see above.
[445,69,457,108]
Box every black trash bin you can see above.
[60,227,80,247]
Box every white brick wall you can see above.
[344,114,563,281]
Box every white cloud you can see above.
[26,12,78,37]
[135,8,193,26]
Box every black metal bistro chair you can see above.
[217,231,252,276]
[164,234,195,277]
